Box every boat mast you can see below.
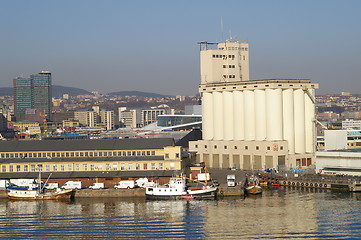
[43,173,52,190]
[38,171,41,194]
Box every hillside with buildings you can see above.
[0,85,91,97]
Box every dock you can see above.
[259,173,361,192]
[1,171,360,199]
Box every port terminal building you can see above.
[317,130,361,176]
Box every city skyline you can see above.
[1,0,360,96]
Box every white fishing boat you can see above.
[7,186,75,200]
[145,177,217,200]
[7,173,75,200]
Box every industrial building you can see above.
[317,130,361,176]
[0,138,182,187]
[316,150,361,176]
[189,41,319,170]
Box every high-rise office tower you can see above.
[13,71,52,121]
[189,41,319,170]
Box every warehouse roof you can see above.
[0,156,165,164]
[0,138,175,152]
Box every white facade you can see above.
[92,106,100,115]
[324,130,348,151]
[142,109,166,127]
[198,80,317,153]
[99,110,114,130]
[316,151,361,176]
[317,130,361,176]
[118,107,127,121]
[119,109,137,128]
[200,41,249,83]
[74,111,97,128]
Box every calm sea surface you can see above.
[1,188,361,239]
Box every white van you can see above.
[89,183,104,189]
[114,180,135,189]
[62,181,82,189]
[135,178,149,188]
[135,178,156,188]
[45,183,59,190]
[0,180,8,189]
[227,175,236,187]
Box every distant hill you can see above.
[52,85,91,97]
[0,85,91,97]
[0,87,169,98]
[107,91,173,98]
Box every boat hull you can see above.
[246,186,262,195]
[146,188,218,200]
[8,189,75,200]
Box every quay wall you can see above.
[218,187,244,196]
[259,174,361,191]
[0,188,146,199]
[0,187,244,199]
[0,190,7,198]
[76,188,245,198]
[75,188,145,198]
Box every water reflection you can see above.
[0,198,206,239]
[204,188,319,239]
[0,189,361,239]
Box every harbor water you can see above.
[1,187,361,239]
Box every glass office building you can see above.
[157,115,202,130]
[13,71,52,121]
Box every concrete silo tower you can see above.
[189,41,318,170]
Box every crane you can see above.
[39,114,47,135]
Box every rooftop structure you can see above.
[199,41,249,83]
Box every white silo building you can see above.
[189,41,319,170]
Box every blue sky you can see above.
[1,0,360,95]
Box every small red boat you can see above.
[271,183,281,187]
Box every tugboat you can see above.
[145,176,218,200]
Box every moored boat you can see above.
[259,181,268,187]
[271,183,281,187]
[7,173,75,200]
[7,186,75,200]
[245,175,262,195]
[145,177,217,200]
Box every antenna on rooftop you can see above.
[221,17,224,42]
